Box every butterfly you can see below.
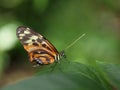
[16,26,66,67]
[16,26,85,67]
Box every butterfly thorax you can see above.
[55,50,66,61]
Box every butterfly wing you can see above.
[16,26,59,66]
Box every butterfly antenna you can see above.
[64,33,86,51]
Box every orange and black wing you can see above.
[16,26,59,66]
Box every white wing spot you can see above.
[38,34,43,38]
[19,37,23,39]
[30,35,38,40]
[24,39,32,44]
[26,28,30,30]
[41,41,46,44]
[18,31,21,33]
[24,30,30,34]
[19,34,25,36]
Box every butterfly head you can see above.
[59,50,66,59]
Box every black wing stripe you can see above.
[33,49,55,58]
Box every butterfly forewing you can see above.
[16,26,60,66]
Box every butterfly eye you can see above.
[60,51,66,58]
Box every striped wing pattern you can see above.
[16,26,64,67]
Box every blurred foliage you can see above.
[0,0,120,89]
[1,62,119,90]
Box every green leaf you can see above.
[1,62,116,90]
[98,62,120,90]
